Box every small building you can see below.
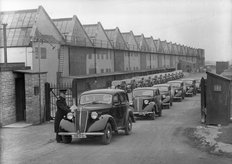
[204,72,232,125]
[0,6,64,84]
[145,37,158,69]
[134,34,150,70]
[122,31,140,71]
[83,22,114,74]
[105,27,129,72]
[53,15,93,77]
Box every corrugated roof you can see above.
[0,9,38,47]
[53,16,92,47]
[53,18,73,35]
[145,37,156,52]
[160,40,169,54]
[154,39,163,53]
[83,24,98,40]
[122,31,139,51]
[105,28,128,50]
[134,34,149,52]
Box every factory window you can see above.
[106,54,108,60]
[101,54,104,59]
[35,47,47,59]
[88,54,92,59]
[101,69,104,73]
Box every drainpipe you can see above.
[2,24,7,66]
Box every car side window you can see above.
[119,93,126,104]
[113,94,119,104]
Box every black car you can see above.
[167,80,185,101]
[131,87,162,119]
[182,78,197,96]
[58,89,135,145]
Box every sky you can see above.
[1,0,232,62]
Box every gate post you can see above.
[45,82,51,121]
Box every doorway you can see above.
[15,74,26,121]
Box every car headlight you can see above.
[91,112,98,119]
[162,95,166,98]
[187,87,190,89]
[144,100,149,104]
[175,90,178,93]
[67,112,74,120]
[129,101,133,106]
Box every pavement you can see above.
[0,72,232,164]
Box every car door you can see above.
[111,93,121,126]
[118,92,128,126]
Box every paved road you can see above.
[1,94,231,164]
[1,73,231,164]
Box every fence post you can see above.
[45,82,51,121]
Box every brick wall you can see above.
[25,73,47,124]
[0,71,16,126]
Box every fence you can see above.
[45,82,73,120]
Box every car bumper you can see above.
[133,111,154,116]
[58,132,105,138]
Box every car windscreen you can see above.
[133,90,153,97]
[156,86,169,92]
[169,82,181,88]
[80,94,112,105]
[183,80,193,85]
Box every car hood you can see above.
[79,103,111,111]
[160,91,169,95]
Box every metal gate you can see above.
[45,82,73,120]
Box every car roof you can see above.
[181,78,195,81]
[133,87,158,91]
[168,80,183,83]
[81,89,125,95]
[153,84,170,87]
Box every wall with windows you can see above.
[86,49,114,74]
[114,50,125,72]
[151,54,158,69]
[32,42,60,83]
[0,47,32,67]
[125,51,140,71]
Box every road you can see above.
[1,95,231,164]
[1,73,231,164]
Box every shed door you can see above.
[15,77,26,121]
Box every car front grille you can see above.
[75,110,89,133]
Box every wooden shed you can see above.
[205,71,232,125]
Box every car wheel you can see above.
[125,117,133,135]
[62,135,72,144]
[101,123,112,145]
[150,111,155,120]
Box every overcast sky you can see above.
[1,0,232,62]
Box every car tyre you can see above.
[150,111,155,120]
[62,135,72,144]
[125,117,133,135]
[101,123,112,145]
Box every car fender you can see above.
[126,107,136,123]
[59,119,75,132]
[143,102,155,112]
[87,114,117,132]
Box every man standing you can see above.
[54,89,71,142]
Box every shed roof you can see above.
[160,40,169,54]
[105,27,128,50]
[122,31,140,51]
[134,34,150,52]
[0,9,37,47]
[0,6,64,48]
[145,37,157,52]
[83,22,113,48]
[53,16,92,47]
[154,39,163,53]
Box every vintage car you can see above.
[153,84,173,109]
[58,89,135,145]
[131,87,162,119]
[181,78,197,96]
[167,80,185,101]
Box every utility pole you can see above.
[2,24,8,66]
